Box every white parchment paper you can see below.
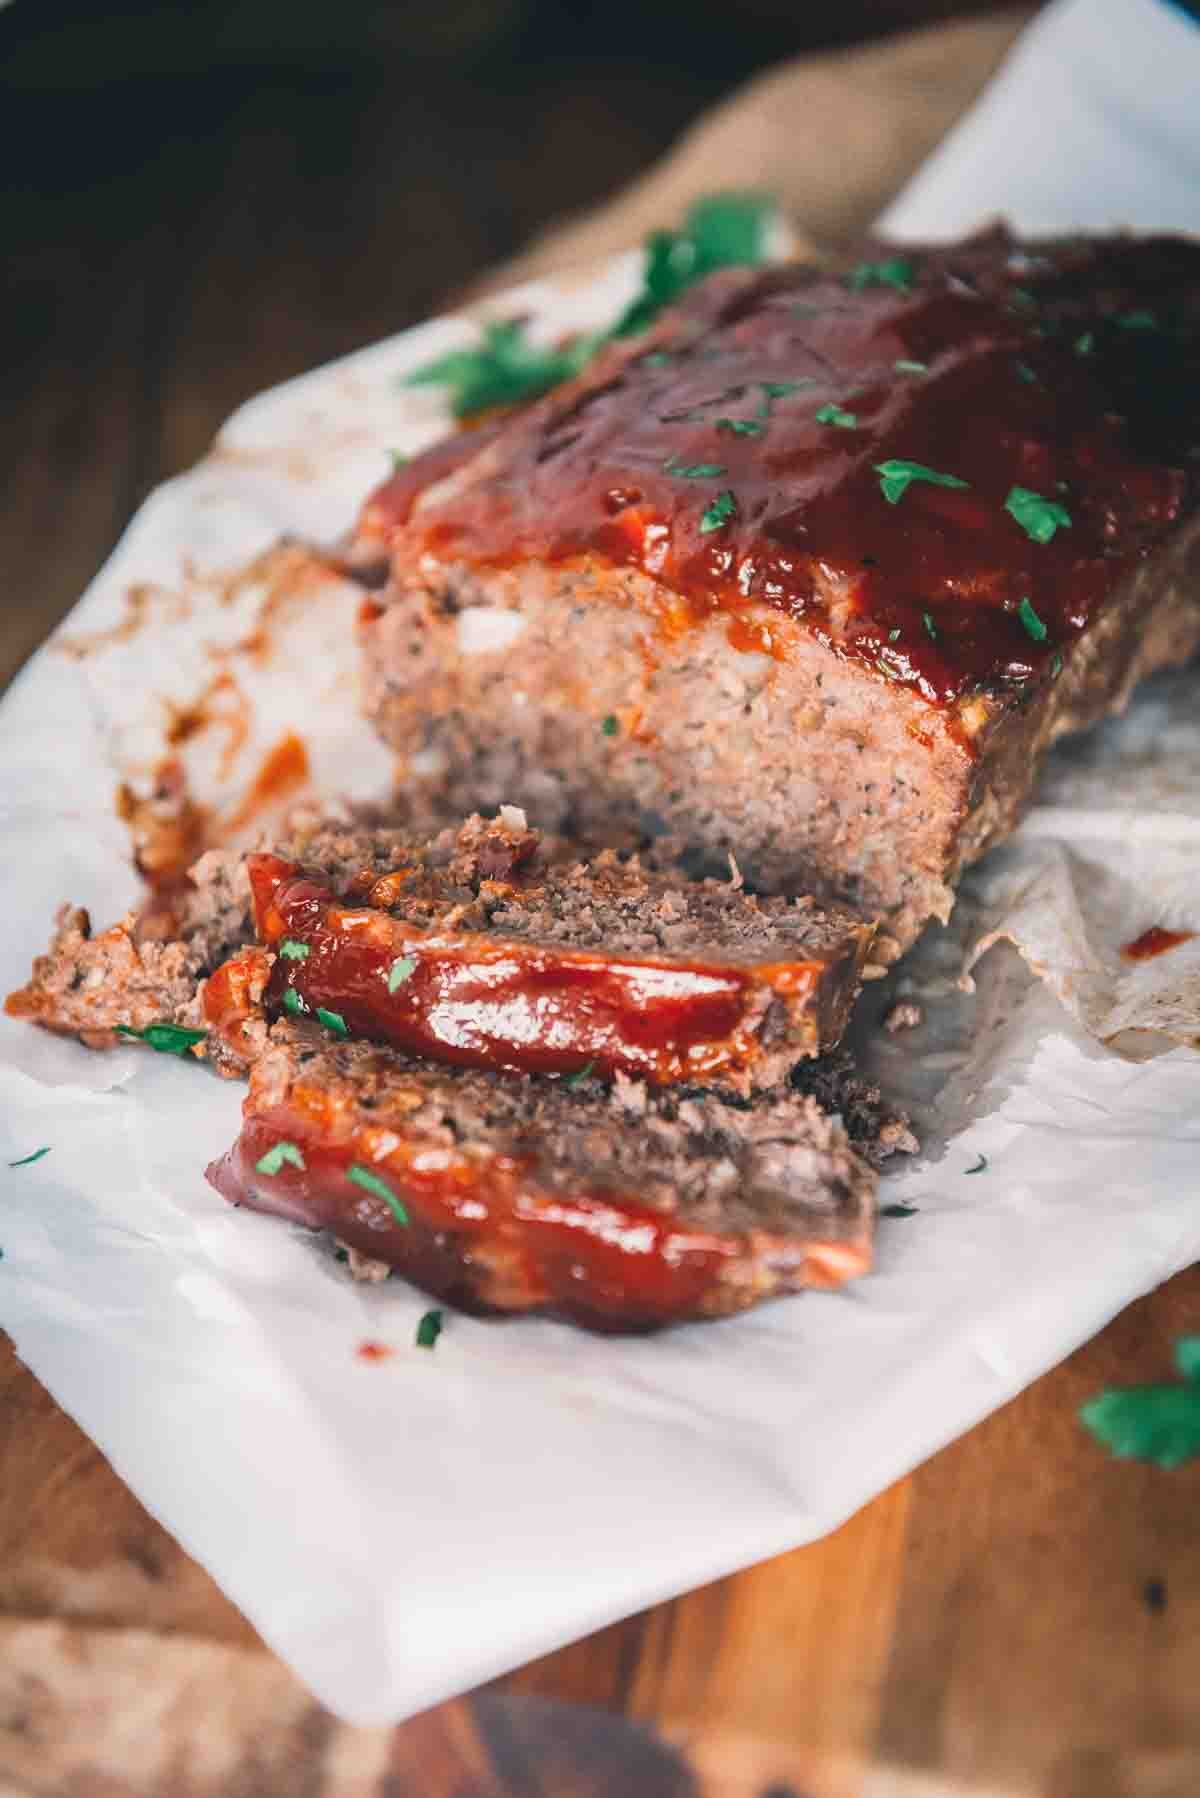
[2,0,1199,1725]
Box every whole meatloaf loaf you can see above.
[355,230,1200,949]
[7,810,873,1090]
[205,1018,878,1327]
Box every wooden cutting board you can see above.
[4,7,1198,1792]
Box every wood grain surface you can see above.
[3,7,1198,1794]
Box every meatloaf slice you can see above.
[357,230,1200,949]
[205,1019,877,1328]
[9,811,872,1088]
[247,809,874,1090]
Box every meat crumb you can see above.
[884,1000,923,1033]
[343,1243,392,1283]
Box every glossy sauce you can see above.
[1121,925,1196,962]
[206,1101,859,1328]
[249,854,826,1083]
[361,236,1199,712]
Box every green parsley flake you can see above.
[893,359,927,375]
[1051,651,1064,678]
[1118,309,1158,330]
[922,612,937,641]
[847,257,914,293]
[115,1022,207,1057]
[347,1163,409,1226]
[882,1203,918,1218]
[642,351,674,368]
[600,713,619,737]
[699,490,737,534]
[755,378,813,419]
[1014,361,1038,384]
[8,1146,50,1169]
[1005,485,1071,544]
[416,1308,444,1350]
[663,458,726,479]
[613,193,773,338]
[389,450,408,471]
[1080,1337,1200,1468]
[715,417,764,436]
[255,1140,306,1176]
[563,1060,596,1088]
[387,955,417,994]
[317,1006,348,1037]
[888,628,901,642]
[279,939,310,961]
[965,1152,988,1175]
[815,403,857,428]
[283,985,307,1017]
[1017,596,1048,642]
[1074,331,1094,356]
[403,317,602,418]
[875,460,969,505]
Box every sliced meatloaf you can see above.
[7,811,873,1089]
[205,1019,878,1327]
[356,230,1200,950]
[248,808,873,1090]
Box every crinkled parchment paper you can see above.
[2,0,1199,1723]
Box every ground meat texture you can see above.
[356,231,1200,949]
[8,812,871,1087]
[248,812,873,1091]
[206,1020,877,1329]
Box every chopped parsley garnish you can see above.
[386,955,417,993]
[815,403,857,428]
[347,1163,409,1225]
[115,1022,207,1057]
[600,713,619,737]
[715,417,764,436]
[1005,485,1071,544]
[642,351,674,368]
[283,985,307,1017]
[1009,287,1037,309]
[403,317,601,418]
[563,1060,596,1088]
[755,378,813,420]
[416,1308,444,1350]
[1014,361,1038,384]
[965,1152,988,1175]
[874,459,969,505]
[612,193,773,338]
[888,628,901,642]
[882,1203,918,1218]
[1118,309,1157,330]
[663,458,726,479]
[922,612,937,641]
[389,449,408,471]
[1080,1337,1200,1468]
[317,1006,348,1037]
[279,939,310,961]
[1017,596,1048,642]
[893,359,927,375]
[847,257,914,293]
[1074,331,1094,356]
[699,490,737,534]
[1051,651,1064,678]
[8,1146,50,1169]
[255,1140,306,1176]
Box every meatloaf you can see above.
[8,810,873,1090]
[355,230,1200,949]
[205,1018,878,1327]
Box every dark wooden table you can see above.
[3,8,1198,1793]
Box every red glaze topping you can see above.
[1121,925,1195,962]
[207,1102,866,1329]
[361,234,1200,711]
[248,853,828,1084]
